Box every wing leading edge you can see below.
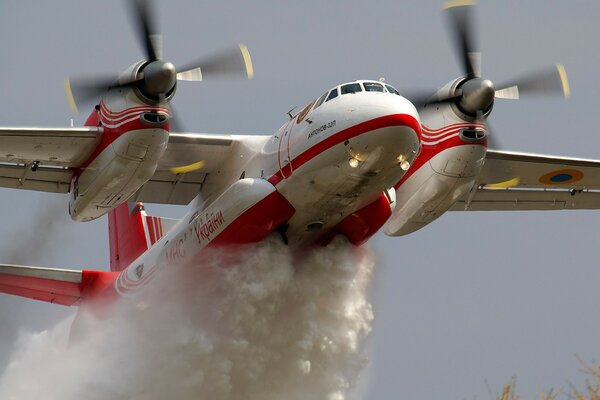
[0,127,264,202]
[453,150,600,211]
[133,132,269,205]
[0,127,102,194]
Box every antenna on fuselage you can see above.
[286,106,297,120]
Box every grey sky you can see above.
[1,1,600,399]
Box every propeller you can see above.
[64,0,253,113]
[409,0,569,148]
[169,160,206,175]
[445,0,480,79]
[129,0,161,62]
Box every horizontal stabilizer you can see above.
[0,264,118,306]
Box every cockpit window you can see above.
[341,83,362,94]
[326,88,339,102]
[364,82,384,92]
[385,84,400,95]
[314,92,328,109]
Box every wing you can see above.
[133,132,268,205]
[0,127,102,193]
[0,127,266,204]
[0,264,117,306]
[452,150,600,211]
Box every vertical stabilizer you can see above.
[108,202,179,272]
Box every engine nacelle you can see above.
[385,145,485,236]
[69,127,169,221]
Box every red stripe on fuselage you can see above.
[268,113,421,186]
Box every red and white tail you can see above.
[108,202,179,272]
[0,205,178,308]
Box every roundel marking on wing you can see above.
[539,169,584,185]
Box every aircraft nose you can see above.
[362,94,421,148]
[344,95,421,176]
[385,95,421,132]
[380,106,421,171]
[391,98,421,169]
[354,94,421,135]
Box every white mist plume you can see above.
[0,197,74,369]
[1,197,67,265]
[0,236,375,400]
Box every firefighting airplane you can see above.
[1,1,600,308]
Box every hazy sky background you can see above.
[1,1,600,399]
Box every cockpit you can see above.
[292,80,403,123]
[312,80,401,110]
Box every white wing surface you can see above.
[0,128,264,203]
[0,127,102,193]
[452,150,600,211]
[133,133,267,205]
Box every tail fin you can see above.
[108,202,179,272]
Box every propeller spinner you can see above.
[64,0,253,113]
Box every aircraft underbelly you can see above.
[277,124,419,244]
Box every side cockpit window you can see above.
[314,92,328,109]
[341,83,362,95]
[364,82,384,92]
[385,84,401,95]
[326,88,339,102]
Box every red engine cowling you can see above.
[69,95,170,222]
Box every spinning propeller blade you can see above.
[443,0,480,78]
[64,0,253,115]
[177,44,254,82]
[64,75,141,113]
[129,0,161,61]
[169,161,205,175]
[495,64,570,100]
[406,1,569,150]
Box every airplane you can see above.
[2,0,600,327]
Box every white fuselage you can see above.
[114,81,423,295]
[198,83,422,245]
[80,78,489,297]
